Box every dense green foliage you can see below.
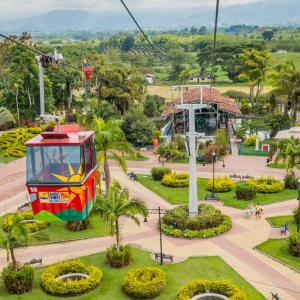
[2,264,34,294]
[235,183,257,201]
[40,260,102,296]
[289,234,300,257]
[151,167,171,181]
[249,177,284,193]
[206,177,235,192]
[106,244,133,268]
[161,204,232,239]
[284,170,299,189]
[122,267,167,298]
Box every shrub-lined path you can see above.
[0,158,300,299]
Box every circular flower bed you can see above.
[122,267,167,299]
[40,260,102,296]
[2,211,50,233]
[162,173,189,187]
[206,177,235,192]
[161,204,232,239]
[248,177,284,193]
[176,279,246,300]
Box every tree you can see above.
[157,144,180,165]
[237,49,271,106]
[179,67,192,83]
[270,63,300,125]
[0,214,28,270]
[95,180,148,248]
[275,139,300,169]
[121,35,135,52]
[93,118,134,193]
[262,30,274,41]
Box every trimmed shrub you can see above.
[249,177,284,193]
[40,260,102,296]
[2,264,34,294]
[151,167,171,181]
[206,177,235,193]
[289,234,300,257]
[284,171,298,189]
[176,279,246,300]
[161,204,232,239]
[293,208,300,225]
[122,267,167,298]
[235,183,257,201]
[106,244,132,268]
[245,135,256,146]
[162,173,189,188]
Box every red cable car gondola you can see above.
[26,124,98,221]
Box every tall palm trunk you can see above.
[15,90,20,126]
[115,219,120,249]
[9,246,17,270]
[249,85,254,106]
[104,151,111,194]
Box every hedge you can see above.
[122,267,167,299]
[106,244,132,268]
[162,173,189,187]
[151,167,171,181]
[40,260,102,296]
[206,177,235,192]
[176,279,246,300]
[235,183,257,201]
[289,234,300,257]
[2,264,34,294]
[248,177,284,193]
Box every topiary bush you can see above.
[245,135,256,146]
[289,234,300,257]
[161,204,232,239]
[40,260,102,296]
[162,173,189,188]
[206,177,235,193]
[293,208,300,225]
[284,171,298,189]
[249,177,284,193]
[176,279,246,300]
[122,267,167,299]
[106,244,132,268]
[151,167,171,181]
[2,264,34,294]
[235,183,257,201]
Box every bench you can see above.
[241,175,254,181]
[154,252,173,262]
[229,174,242,181]
[25,258,42,265]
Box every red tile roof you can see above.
[161,88,242,119]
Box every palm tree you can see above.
[270,63,300,125]
[0,214,28,270]
[275,139,300,169]
[95,180,148,248]
[93,117,135,193]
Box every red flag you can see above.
[82,59,92,80]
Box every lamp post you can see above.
[212,152,216,198]
[297,179,300,233]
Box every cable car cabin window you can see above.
[26,145,84,184]
[84,138,93,174]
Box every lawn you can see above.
[255,215,300,272]
[268,162,300,170]
[0,214,110,246]
[238,144,269,156]
[0,248,264,300]
[107,154,148,161]
[137,175,297,209]
[256,239,300,272]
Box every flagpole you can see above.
[84,69,88,112]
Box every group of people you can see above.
[245,203,264,219]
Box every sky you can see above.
[0,0,260,20]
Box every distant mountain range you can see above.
[1,0,299,33]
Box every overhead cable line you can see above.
[119,0,163,60]
[0,33,130,91]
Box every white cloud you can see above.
[0,0,259,20]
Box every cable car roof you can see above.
[26,125,94,146]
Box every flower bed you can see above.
[162,173,189,188]
[176,279,246,300]
[2,211,50,233]
[122,267,167,299]
[206,177,234,192]
[151,167,171,181]
[248,177,284,193]
[161,204,232,239]
[40,260,102,296]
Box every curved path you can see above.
[0,157,300,299]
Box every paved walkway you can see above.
[0,157,300,299]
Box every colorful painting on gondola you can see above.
[26,125,98,221]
